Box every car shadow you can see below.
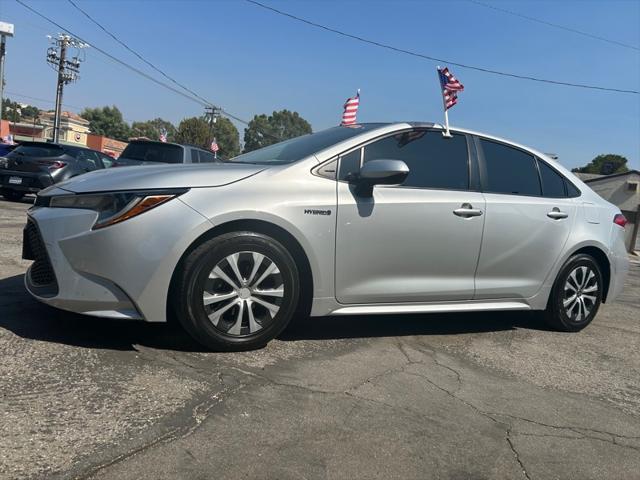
[0,274,206,352]
[0,274,551,353]
[1,194,35,205]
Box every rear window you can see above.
[8,144,65,158]
[120,142,183,164]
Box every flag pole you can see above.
[437,66,452,138]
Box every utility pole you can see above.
[46,34,86,143]
[0,21,15,126]
[204,105,221,157]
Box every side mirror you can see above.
[352,159,409,197]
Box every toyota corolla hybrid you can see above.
[22,122,629,350]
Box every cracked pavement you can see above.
[2,198,640,479]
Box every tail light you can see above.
[37,160,67,171]
[613,213,627,228]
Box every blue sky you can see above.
[1,0,638,169]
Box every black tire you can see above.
[544,253,603,332]
[175,232,300,351]
[2,189,24,202]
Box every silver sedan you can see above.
[23,122,630,350]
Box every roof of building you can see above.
[39,111,89,125]
[582,170,640,183]
[574,172,605,181]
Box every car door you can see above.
[335,129,486,304]
[474,137,577,299]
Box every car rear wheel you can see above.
[175,232,300,351]
[2,189,24,202]
[544,254,603,332]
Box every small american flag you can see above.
[438,67,464,110]
[341,90,360,126]
[159,128,167,143]
[210,139,219,152]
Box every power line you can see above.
[245,0,639,95]
[66,0,214,107]
[5,91,82,110]
[15,0,209,107]
[15,0,284,141]
[466,0,640,52]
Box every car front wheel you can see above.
[175,232,300,351]
[544,253,603,332]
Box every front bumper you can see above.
[23,197,211,321]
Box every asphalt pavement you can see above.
[1,197,640,480]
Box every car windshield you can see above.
[120,142,183,163]
[8,144,65,158]
[229,124,387,165]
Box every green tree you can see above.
[211,117,240,158]
[243,109,312,153]
[174,116,241,158]
[2,97,21,122]
[573,154,630,175]
[21,105,40,119]
[131,118,176,142]
[80,105,131,141]
[174,117,212,150]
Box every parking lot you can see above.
[2,196,640,479]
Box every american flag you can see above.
[210,139,219,152]
[438,67,464,110]
[341,90,360,126]
[159,128,167,143]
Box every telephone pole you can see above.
[46,34,86,143]
[204,105,222,157]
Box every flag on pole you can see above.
[159,128,167,143]
[210,139,219,152]
[438,66,464,110]
[341,90,360,126]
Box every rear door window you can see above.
[538,160,567,197]
[480,139,541,196]
[190,149,200,163]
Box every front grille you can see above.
[23,220,58,292]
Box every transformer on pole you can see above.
[46,34,87,143]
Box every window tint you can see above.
[565,180,581,198]
[538,160,566,197]
[363,130,469,190]
[480,139,541,196]
[120,142,183,163]
[190,149,200,163]
[338,149,361,180]
[229,124,387,165]
[198,151,216,163]
[74,149,100,171]
[8,144,64,158]
[99,153,114,168]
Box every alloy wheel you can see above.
[563,265,599,323]
[202,251,284,336]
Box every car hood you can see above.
[55,163,266,193]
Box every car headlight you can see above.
[46,189,188,229]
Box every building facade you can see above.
[39,111,90,146]
[86,134,127,158]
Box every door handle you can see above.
[453,203,483,217]
[547,208,568,220]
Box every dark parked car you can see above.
[113,140,221,167]
[0,142,114,201]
